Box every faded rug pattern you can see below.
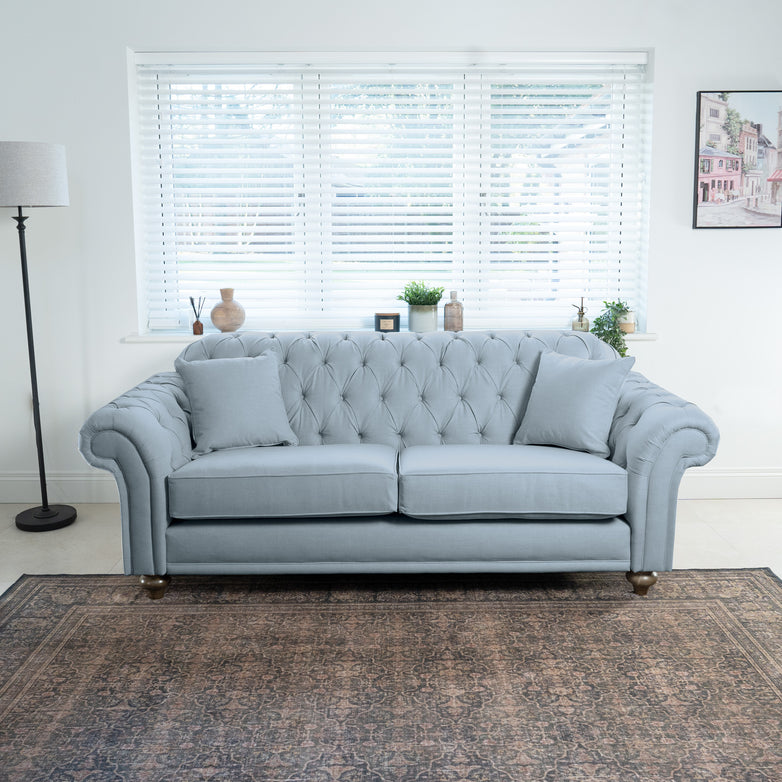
[1,570,780,781]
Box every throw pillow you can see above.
[175,353,298,456]
[513,351,635,457]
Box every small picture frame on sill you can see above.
[693,90,782,229]
[374,313,400,332]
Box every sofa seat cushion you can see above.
[398,444,627,520]
[168,444,398,519]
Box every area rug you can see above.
[1,570,780,781]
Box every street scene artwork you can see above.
[694,91,782,228]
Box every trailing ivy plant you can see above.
[397,281,445,306]
[590,299,631,357]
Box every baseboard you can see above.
[0,473,119,504]
[679,468,782,499]
[0,468,779,504]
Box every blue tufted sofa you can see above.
[79,330,718,598]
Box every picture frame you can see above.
[693,91,782,228]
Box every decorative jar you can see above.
[210,288,245,332]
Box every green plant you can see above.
[397,281,445,306]
[590,299,631,357]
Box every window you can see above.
[131,53,651,332]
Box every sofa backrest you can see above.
[177,330,616,448]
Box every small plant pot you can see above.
[408,305,438,332]
[618,311,636,334]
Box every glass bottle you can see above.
[444,290,463,332]
[571,297,589,332]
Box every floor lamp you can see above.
[0,141,77,531]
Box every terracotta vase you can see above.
[210,288,245,332]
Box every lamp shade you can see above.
[0,141,69,208]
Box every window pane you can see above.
[133,56,650,332]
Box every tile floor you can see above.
[0,500,780,596]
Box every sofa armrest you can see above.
[78,372,192,575]
[610,372,719,572]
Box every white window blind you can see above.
[131,53,651,332]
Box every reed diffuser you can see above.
[189,296,205,335]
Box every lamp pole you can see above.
[12,205,76,531]
[15,210,48,514]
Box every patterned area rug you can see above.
[1,570,780,781]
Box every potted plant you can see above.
[590,299,632,357]
[397,281,445,332]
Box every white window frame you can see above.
[128,51,652,333]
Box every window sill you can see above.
[122,332,204,344]
[624,332,658,342]
[123,329,659,344]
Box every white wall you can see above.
[1,0,781,502]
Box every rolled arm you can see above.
[610,372,719,572]
[78,372,193,575]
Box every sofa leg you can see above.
[139,574,171,600]
[626,571,658,596]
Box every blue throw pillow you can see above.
[175,354,298,456]
[513,351,634,457]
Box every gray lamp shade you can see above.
[0,141,69,207]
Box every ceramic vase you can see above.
[408,304,437,332]
[210,288,245,332]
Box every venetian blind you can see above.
[132,53,651,331]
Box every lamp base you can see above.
[16,504,77,532]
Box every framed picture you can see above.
[693,91,782,228]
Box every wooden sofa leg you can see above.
[626,571,658,596]
[139,575,171,600]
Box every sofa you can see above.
[78,330,719,599]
